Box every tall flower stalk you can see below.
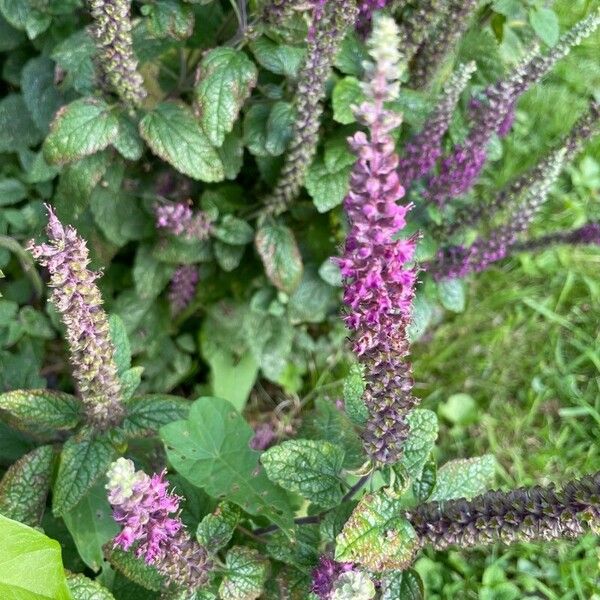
[338,15,419,465]
[426,11,600,207]
[409,471,600,550]
[512,223,600,254]
[87,0,147,107]
[106,458,212,591]
[431,149,565,279]
[398,61,476,190]
[439,101,600,239]
[27,207,124,429]
[410,0,478,89]
[264,0,358,217]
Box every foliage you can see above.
[0,0,599,598]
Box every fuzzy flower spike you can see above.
[106,458,212,590]
[338,14,419,465]
[27,206,124,430]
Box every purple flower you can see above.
[168,265,198,315]
[338,15,419,465]
[155,202,214,240]
[106,458,212,590]
[27,206,124,430]
[356,0,389,35]
[311,555,354,599]
[250,422,277,451]
[398,62,475,189]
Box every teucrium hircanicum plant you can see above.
[0,0,599,598]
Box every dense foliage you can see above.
[0,0,599,598]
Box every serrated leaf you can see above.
[335,491,419,571]
[343,363,367,426]
[108,314,131,375]
[0,178,27,206]
[332,77,364,124]
[121,394,190,438]
[437,278,466,313]
[412,456,436,503]
[219,546,269,600]
[113,113,144,161]
[21,56,66,134]
[261,439,345,508]
[380,569,424,600]
[160,397,293,532]
[196,501,240,550]
[53,434,116,516]
[265,525,320,571]
[105,546,165,592]
[119,366,144,402]
[133,245,173,301]
[0,389,81,433]
[250,37,304,78]
[334,32,368,77]
[0,514,71,600]
[43,98,119,165]
[139,101,224,182]
[213,215,254,245]
[67,573,116,600]
[430,455,496,501]
[0,0,51,38]
[255,224,303,293]
[51,29,96,95]
[218,130,245,179]
[63,479,118,572]
[214,241,245,272]
[0,93,43,152]
[243,102,293,158]
[0,445,54,527]
[398,409,438,480]
[305,159,351,213]
[146,0,194,40]
[195,47,257,146]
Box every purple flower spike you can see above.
[27,206,124,430]
[168,265,199,315]
[155,202,214,241]
[106,458,212,590]
[338,15,420,466]
[311,555,354,599]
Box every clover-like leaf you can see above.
[335,491,419,571]
[195,47,257,147]
[261,439,345,508]
[160,397,293,532]
[43,97,119,165]
[139,101,224,182]
[219,546,269,600]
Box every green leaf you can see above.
[407,293,434,342]
[0,389,81,433]
[63,479,119,572]
[43,98,119,165]
[214,241,245,272]
[51,29,96,95]
[160,397,293,532]
[288,267,337,325]
[21,56,66,134]
[529,7,559,46]
[380,569,424,600]
[121,394,190,438]
[0,445,54,527]
[139,101,224,182]
[133,245,173,301]
[0,514,71,600]
[0,0,51,38]
[105,547,165,592]
[219,546,269,600]
[108,314,131,376]
[243,102,294,158]
[255,224,303,293]
[0,94,43,152]
[430,455,497,501]
[194,47,258,146]
[218,130,245,179]
[398,409,438,481]
[439,393,477,425]
[412,456,436,503]
[261,439,345,508]
[331,77,364,124]
[213,215,254,245]
[196,501,240,551]
[305,158,351,213]
[67,573,116,600]
[335,491,419,572]
[113,113,144,161]
[437,278,466,313]
[343,363,367,426]
[0,178,27,206]
[334,32,368,77]
[265,525,320,571]
[0,12,24,51]
[200,330,259,411]
[53,434,116,516]
[119,366,144,402]
[249,37,304,78]
[146,0,194,40]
